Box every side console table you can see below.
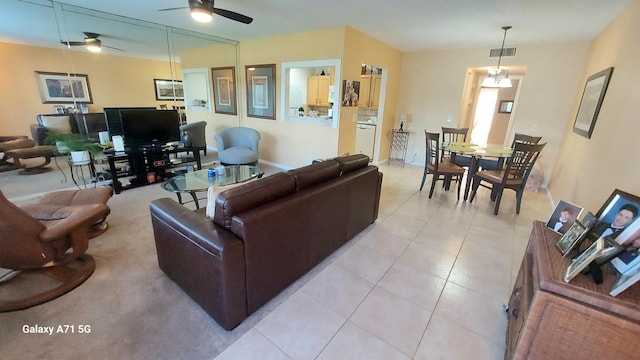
[389,129,410,166]
[505,221,640,359]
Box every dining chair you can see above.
[420,131,466,199]
[469,142,546,215]
[478,132,543,170]
[441,127,471,165]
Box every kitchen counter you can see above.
[283,115,335,127]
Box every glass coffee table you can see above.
[161,165,264,209]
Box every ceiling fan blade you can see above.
[83,32,100,39]
[60,40,85,46]
[103,45,125,51]
[212,8,253,24]
[158,7,188,11]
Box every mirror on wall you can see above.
[2,0,238,118]
[281,59,341,128]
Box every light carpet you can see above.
[1,155,315,359]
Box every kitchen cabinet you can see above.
[359,75,381,108]
[505,221,640,359]
[307,75,331,106]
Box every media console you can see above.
[104,146,203,194]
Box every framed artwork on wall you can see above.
[211,66,237,115]
[498,100,514,113]
[245,64,276,120]
[153,79,184,101]
[35,71,93,104]
[572,67,614,139]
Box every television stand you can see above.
[104,146,203,194]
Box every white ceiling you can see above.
[0,0,633,58]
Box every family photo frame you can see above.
[572,67,614,139]
[211,66,237,115]
[546,200,584,234]
[153,79,184,101]
[245,64,276,120]
[35,71,92,104]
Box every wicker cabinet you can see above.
[506,221,640,359]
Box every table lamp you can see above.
[399,113,408,130]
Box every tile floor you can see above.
[215,163,552,360]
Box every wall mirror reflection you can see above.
[1,0,239,136]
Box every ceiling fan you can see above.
[158,0,253,24]
[60,32,124,53]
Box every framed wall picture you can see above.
[35,71,92,104]
[245,64,276,119]
[211,66,237,115]
[572,67,614,139]
[342,80,360,106]
[498,100,514,113]
[153,79,184,101]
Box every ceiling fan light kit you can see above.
[189,0,213,23]
[85,38,101,53]
[482,25,513,88]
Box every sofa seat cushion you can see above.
[214,172,296,229]
[218,146,258,165]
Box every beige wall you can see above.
[180,26,402,168]
[548,0,640,210]
[342,27,403,162]
[397,42,589,178]
[0,42,180,137]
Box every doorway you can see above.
[460,71,521,146]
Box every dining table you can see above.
[445,142,514,201]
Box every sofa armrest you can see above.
[149,198,248,330]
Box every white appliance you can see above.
[355,123,376,160]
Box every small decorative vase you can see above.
[182,131,193,147]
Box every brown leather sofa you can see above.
[150,154,383,330]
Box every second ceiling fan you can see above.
[159,0,253,24]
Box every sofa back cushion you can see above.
[288,160,341,191]
[214,172,295,229]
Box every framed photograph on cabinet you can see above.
[153,79,184,101]
[564,238,605,282]
[245,64,276,119]
[590,189,640,244]
[546,200,584,234]
[211,66,237,115]
[556,220,590,256]
[35,71,92,104]
[572,67,614,139]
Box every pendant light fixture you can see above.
[481,26,513,88]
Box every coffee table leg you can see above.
[189,191,199,209]
[176,193,183,205]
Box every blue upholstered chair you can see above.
[214,127,261,165]
[179,121,208,155]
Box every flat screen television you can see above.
[81,113,108,141]
[104,107,156,137]
[120,109,181,149]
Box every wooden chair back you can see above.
[441,127,469,160]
